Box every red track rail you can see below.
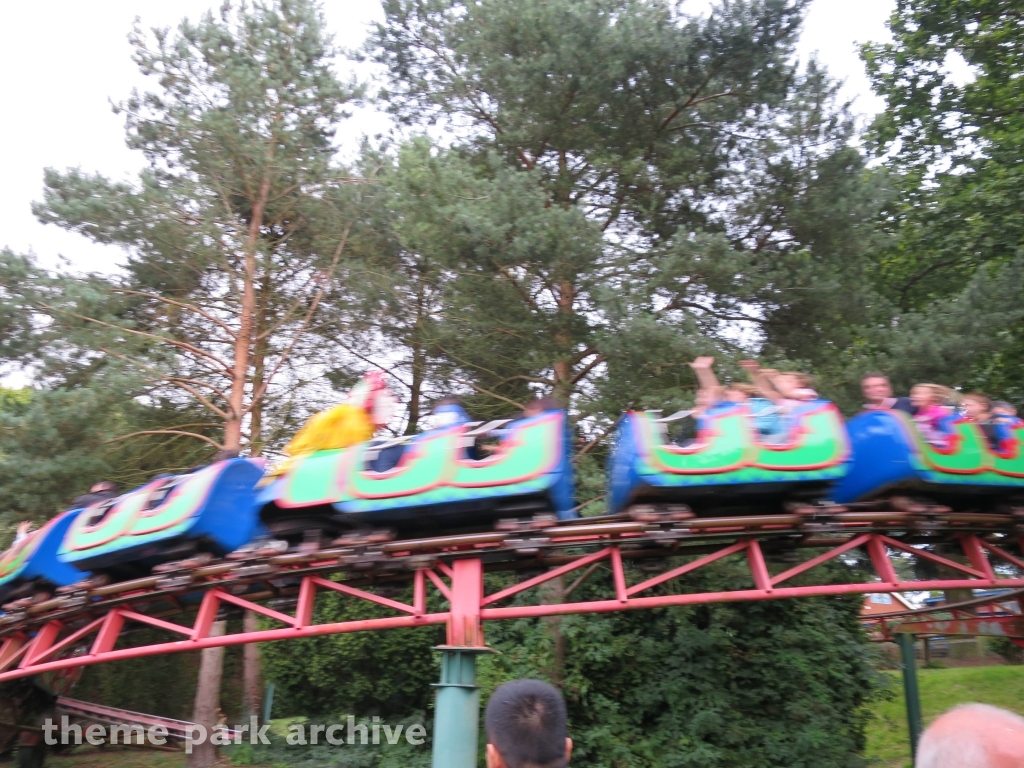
[862,587,1024,644]
[2,526,1023,682]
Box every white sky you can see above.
[0,0,896,273]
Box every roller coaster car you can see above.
[56,458,265,580]
[256,410,577,539]
[608,400,850,515]
[0,511,85,605]
[832,410,1024,509]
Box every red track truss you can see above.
[861,586,1024,645]
[2,531,1023,682]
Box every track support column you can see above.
[432,558,488,768]
[898,633,923,761]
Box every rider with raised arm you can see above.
[688,357,783,439]
[13,521,35,545]
[739,360,816,441]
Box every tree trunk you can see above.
[225,176,271,451]
[404,284,428,435]
[242,611,262,721]
[188,620,226,768]
[552,279,576,403]
[539,575,566,685]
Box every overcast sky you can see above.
[0,0,896,273]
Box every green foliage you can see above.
[364,0,888,429]
[0,382,216,546]
[860,0,1024,401]
[3,0,365,457]
[225,714,432,768]
[985,636,1024,665]
[259,584,444,718]
[478,559,886,768]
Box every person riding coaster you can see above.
[249,389,574,547]
[272,371,399,475]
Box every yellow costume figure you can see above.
[282,403,374,456]
[264,372,397,482]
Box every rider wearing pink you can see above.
[910,384,952,445]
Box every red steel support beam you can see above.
[435,561,454,579]
[483,548,612,606]
[625,540,749,597]
[192,590,221,641]
[0,612,451,682]
[981,540,1024,571]
[116,610,193,637]
[4,530,1024,683]
[880,535,986,579]
[894,617,1024,638]
[771,534,872,587]
[25,616,104,667]
[482,579,1024,622]
[413,569,426,615]
[0,633,27,673]
[426,569,453,602]
[307,576,419,616]
[959,535,997,580]
[448,558,484,647]
[23,621,64,668]
[747,540,772,593]
[90,611,125,656]
[213,589,297,627]
[611,548,628,603]
[295,577,316,629]
[867,536,899,586]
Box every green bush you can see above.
[986,636,1024,665]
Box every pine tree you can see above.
[366,0,886,432]
[20,0,363,455]
[861,0,1024,399]
[1,5,366,765]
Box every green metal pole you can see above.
[898,633,924,762]
[432,648,484,768]
[262,682,275,725]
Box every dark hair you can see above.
[524,396,563,415]
[862,372,889,382]
[485,679,568,768]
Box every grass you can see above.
[864,665,1024,768]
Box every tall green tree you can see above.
[12,0,362,456]
[1,5,367,765]
[0,382,216,546]
[864,0,1024,307]
[367,0,886,431]
[862,0,1024,398]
